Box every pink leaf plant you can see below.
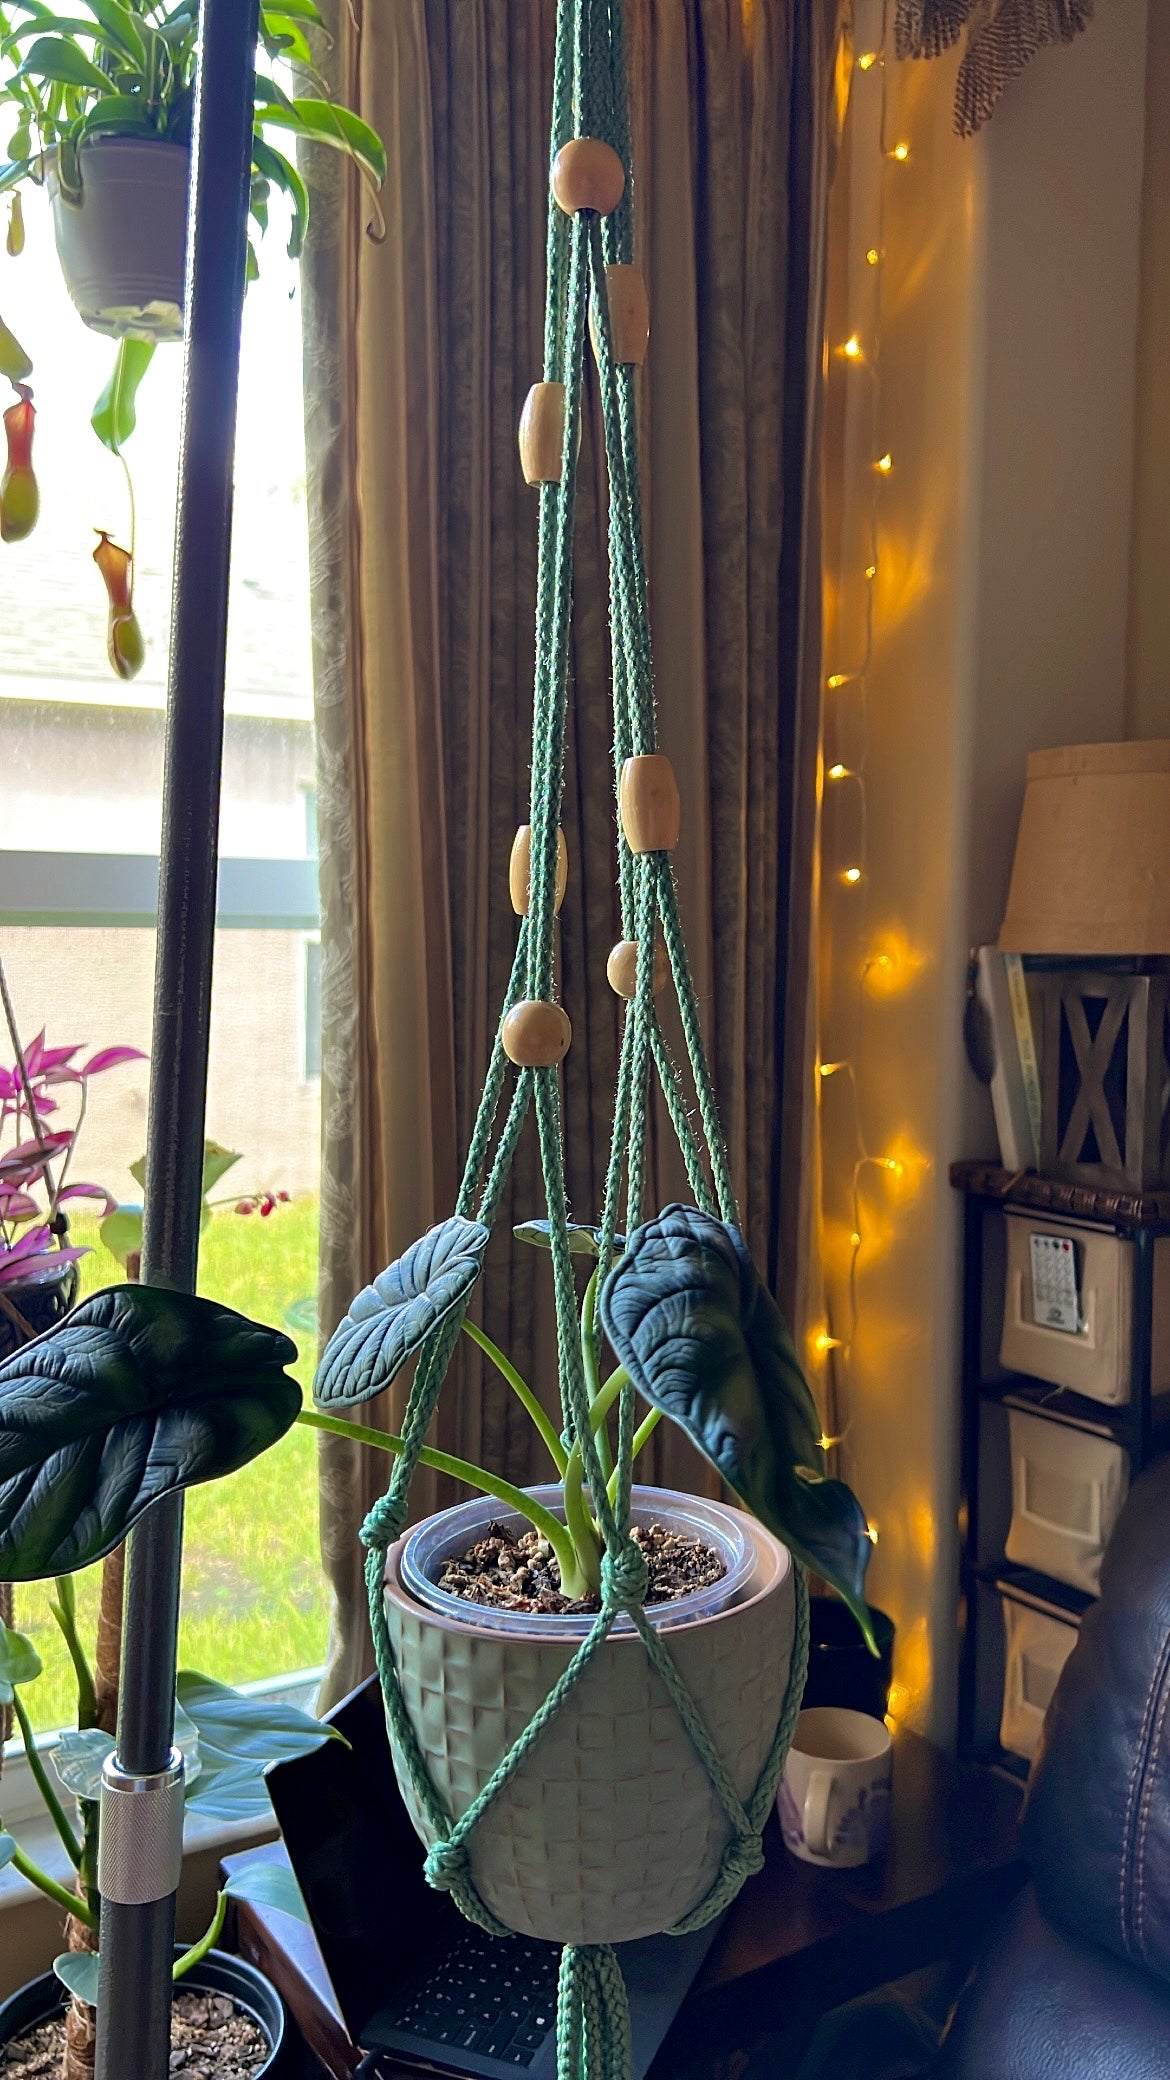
[0,1027,145,1286]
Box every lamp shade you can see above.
[999,741,1170,956]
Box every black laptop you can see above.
[264,1676,722,2080]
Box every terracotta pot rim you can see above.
[384,1495,788,1645]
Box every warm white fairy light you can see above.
[812,3,922,1468]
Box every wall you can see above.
[1127,0,1170,733]
[828,0,1150,1741]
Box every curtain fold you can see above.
[305,0,837,1704]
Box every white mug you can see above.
[778,1706,892,1867]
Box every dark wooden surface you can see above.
[225,1730,1026,2080]
[949,1157,1170,1233]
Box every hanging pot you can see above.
[0,1950,292,2073]
[383,1489,795,1947]
[0,1256,79,1362]
[44,139,190,342]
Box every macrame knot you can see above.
[601,1537,648,1611]
[360,1491,408,1552]
[424,1835,472,1894]
[722,1829,765,1885]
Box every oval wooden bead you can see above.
[551,138,626,218]
[509,825,568,916]
[590,265,650,367]
[519,382,565,484]
[607,938,668,999]
[619,754,681,854]
[502,1000,572,1068]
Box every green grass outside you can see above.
[18,1197,330,1733]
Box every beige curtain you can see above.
[304,0,838,1704]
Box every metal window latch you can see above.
[96,1749,186,1907]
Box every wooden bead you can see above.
[502,1000,572,1067]
[590,265,649,367]
[519,382,565,484]
[551,138,626,218]
[509,825,568,916]
[607,937,669,999]
[619,754,681,854]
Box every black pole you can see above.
[94,3,258,2074]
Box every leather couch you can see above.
[938,1454,1170,2078]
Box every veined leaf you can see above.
[600,1205,876,1645]
[514,1219,625,1259]
[223,1860,310,1922]
[51,1726,114,1800]
[0,1286,299,1580]
[175,1669,341,1770]
[54,1951,99,2007]
[314,1215,490,1407]
[257,97,386,189]
[91,336,154,454]
[18,34,112,91]
[182,1758,270,1824]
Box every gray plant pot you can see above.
[45,138,190,341]
[0,1950,291,2074]
[0,1257,79,1363]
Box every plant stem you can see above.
[580,1273,612,1481]
[172,1891,227,1981]
[1,1833,96,1927]
[10,1693,81,1870]
[295,1408,582,1591]
[460,1320,567,1476]
[607,1406,662,1508]
[51,1577,98,1733]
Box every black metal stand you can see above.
[952,1161,1170,1776]
[94,3,258,2073]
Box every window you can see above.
[0,176,328,1731]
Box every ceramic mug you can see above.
[778,1706,892,1867]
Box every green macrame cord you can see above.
[359,2,810,2072]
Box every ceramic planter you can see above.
[0,1257,79,1362]
[0,1950,291,2073]
[45,139,190,341]
[383,1492,795,1946]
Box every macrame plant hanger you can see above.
[356,2,810,2072]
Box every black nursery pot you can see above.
[0,1259,80,1362]
[0,1949,292,2074]
[802,1598,896,1721]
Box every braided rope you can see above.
[360,5,809,2073]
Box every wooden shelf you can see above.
[975,1374,1138,1444]
[950,1160,1170,1235]
[974,1560,1094,1625]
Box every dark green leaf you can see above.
[73,95,156,144]
[600,1206,876,1645]
[51,1726,114,1800]
[257,97,385,188]
[0,1615,42,1702]
[250,134,307,259]
[314,1215,490,1407]
[259,18,311,65]
[513,1219,625,1258]
[0,1835,15,1873]
[18,34,112,91]
[0,1286,300,1580]
[261,0,323,20]
[175,1670,340,1770]
[54,1952,99,2007]
[6,124,31,157]
[83,0,146,68]
[2,18,100,50]
[91,335,154,453]
[223,1861,310,1921]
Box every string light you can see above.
[811,2,924,1544]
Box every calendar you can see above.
[1029,1233,1082,1336]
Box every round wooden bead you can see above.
[607,937,669,999]
[509,825,568,916]
[590,265,650,367]
[502,1000,572,1067]
[619,754,681,854]
[518,382,565,484]
[551,138,626,218]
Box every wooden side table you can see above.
[224,1730,1025,2080]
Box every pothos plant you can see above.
[0,0,386,676]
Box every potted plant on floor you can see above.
[0,0,386,675]
[0,1003,144,1361]
[0,1281,322,2078]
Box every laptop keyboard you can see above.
[381,1924,560,2068]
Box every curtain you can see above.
[304,0,838,1704]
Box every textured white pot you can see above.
[46,140,189,341]
[383,1499,794,1946]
